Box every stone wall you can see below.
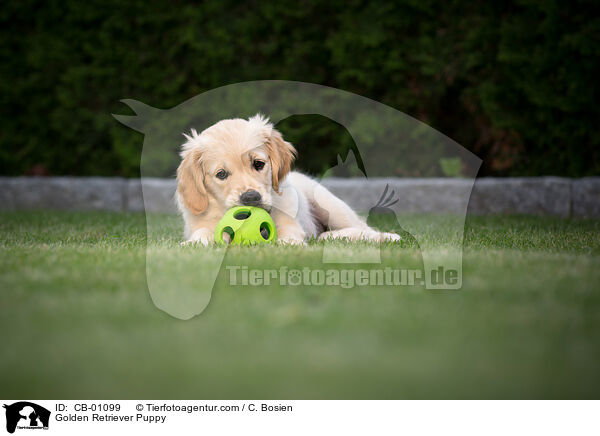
[1,176,598,217]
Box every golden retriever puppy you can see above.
[176,114,400,245]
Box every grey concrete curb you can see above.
[0,176,598,217]
[0,177,127,212]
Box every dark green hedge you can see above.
[1,0,598,177]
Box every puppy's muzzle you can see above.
[239,189,262,206]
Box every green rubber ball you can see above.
[214,206,277,245]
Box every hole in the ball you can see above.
[260,222,270,240]
[222,226,234,244]
[234,209,252,220]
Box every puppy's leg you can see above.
[271,209,307,245]
[301,176,399,243]
[270,182,317,246]
[182,227,214,246]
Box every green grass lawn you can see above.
[1,211,599,398]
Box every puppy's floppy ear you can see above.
[176,150,208,215]
[266,128,297,193]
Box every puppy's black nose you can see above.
[240,190,262,206]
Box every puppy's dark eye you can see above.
[216,170,228,180]
[253,160,265,171]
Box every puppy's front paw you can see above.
[182,229,214,247]
[181,237,212,247]
[380,232,401,242]
[277,235,306,246]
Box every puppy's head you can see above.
[177,114,296,214]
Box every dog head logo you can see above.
[3,402,50,433]
[114,80,482,319]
